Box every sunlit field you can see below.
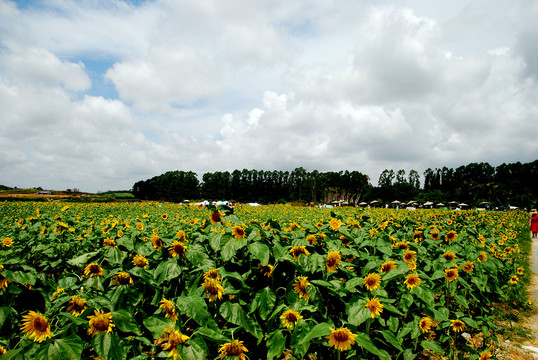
[0,201,531,359]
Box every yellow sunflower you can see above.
[20,311,52,343]
[84,263,104,277]
[430,231,440,240]
[450,319,466,332]
[113,272,134,286]
[0,275,10,290]
[87,310,115,336]
[210,211,223,224]
[326,327,357,351]
[442,251,456,261]
[446,231,458,242]
[479,349,492,360]
[52,286,65,298]
[445,268,459,282]
[202,278,224,302]
[325,250,341,272]
[404,273,421,289]
[329,218,342,230]
[218,339,248,360]
[306,234,318,245]
[176,229,187,241]
[103,237,117,247]
[280,309,303,329]
[169,241,187,258]
[394,241,409,249]
[2,237,13,247]
[155,325,190,360]
[289,246,310,260]
[151,234,163,251]
[461,261,474,273]
[132,254,149,268]
[293,276,311,300]
[231,226,246,239]
[136,222,144,231]
[204,268,221,281]
[517,267,524,275]
[477,251,488,262]
[66,296,88,317]
[419,317,433,333]
[257,263,274,278]
[363,273,381,291]
[380,260,397,273]
[403,249,416,263]
[365,297,383,318]
[160,298,178,322]
[509,276,519,285]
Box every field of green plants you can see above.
[0,201,531,359]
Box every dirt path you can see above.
[504,234,538,359]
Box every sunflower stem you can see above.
[338,350,341,360]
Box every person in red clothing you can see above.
[530,210,538,238]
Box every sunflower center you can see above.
[89,265,100,274]
[94,317,110,332]
[333,330,349,342]
[286,313,298,322]
[33,317,48,331]
[227,342,243,356]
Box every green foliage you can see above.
[0,202,532,359]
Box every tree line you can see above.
[132,160,538,208]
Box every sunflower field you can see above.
[0,201,531,359]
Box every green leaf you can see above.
[355,332,391,360]
[387,317,399,333]
[255,287,276,320]
[379,330,403,351]
[92,333,124,360]
[421,340,444,354]
[2,269,37,286]
[0,306,10,328]
[429,269,446,281]
[67,251,99,266]
[462,317,479,328]
[208,232,222,252]
[454,294,469,309]
[248,242,270,266]
[178,336,208,360]
[154,259,181,282]
[185,243,213,268]
[298,322,331,345]
[403,348,417,360]
[399,293,414,312]
[143,316,171,337]
[60,312,88,326]
[112,310,142,335]
[194,327,229,343]
[219,302,260,339]
[267,330,286,360]
[414,287,434,307]
[347,300,371,326]
[383,303,403,316]
[104,247,127,265]
[344,277,363,292]
[175,296,216,329]
[46,335,83,360]
[116,237,134,252]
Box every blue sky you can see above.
[0,0,537,192]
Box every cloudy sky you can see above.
[1,0,537,192]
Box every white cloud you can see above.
[0,0,537,192]
[105,45,224,112]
